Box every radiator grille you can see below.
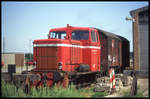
[71,44,80,64]
[36,47,58,70]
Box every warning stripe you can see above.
[112,69,115,88]
[109,68,115,89]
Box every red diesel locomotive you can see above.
[29,24,129,88]
[11,24,129,91]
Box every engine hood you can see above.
[33,39,69,44]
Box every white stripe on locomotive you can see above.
[34,44,101,49]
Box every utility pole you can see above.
[125,16,135,70]
[29,39,31,61]
[26,39,31,72]
[3,35,5,53]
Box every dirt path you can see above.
[105,86,131,97]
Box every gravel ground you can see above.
[105,78,149,97]
[137,78,149,97]
[105,86,131,97]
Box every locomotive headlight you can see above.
[58,62,62,70]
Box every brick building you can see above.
[130,6,149,70]
[1,53,25,67]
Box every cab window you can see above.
[91,30,96,42]
[95,32,99,42]
[72,30,89,40]
[50,31,66,39]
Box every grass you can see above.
[91,91,108,97]
[122,89,130,97]
[1,80,27,97]
[30,83,84,98]
[78,86,108,97]
[1,80,107,98]
[122,88,145,97]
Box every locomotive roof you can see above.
[50,25,128,42]
[50,26,90,31]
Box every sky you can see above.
[1,1,149,53]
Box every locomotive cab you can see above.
[33,24,101,72]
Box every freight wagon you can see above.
[3,24,129,93]
[96,29,130,73]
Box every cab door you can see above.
[90,29,100,71]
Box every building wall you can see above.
[133,13,140,70]
[15,54,24,66]
[138,10,149,70]
[2,53,25,67]
[2,54,15,66]
[132,8,149,71]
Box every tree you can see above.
[25,53,33,62]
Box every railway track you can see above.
[3,69,145,96]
